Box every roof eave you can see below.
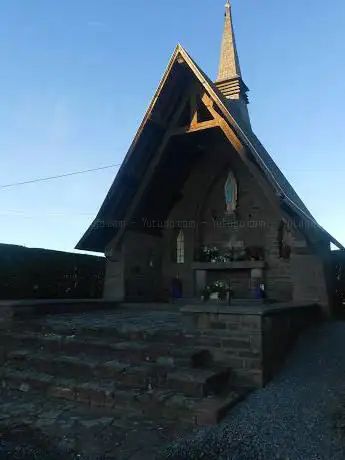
[75,45,186,252]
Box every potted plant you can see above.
[199,246,220,263]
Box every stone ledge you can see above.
[191,261,265,270]
[181,301,320,316]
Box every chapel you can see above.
[76,1,342,312]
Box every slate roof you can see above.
[76,45,343,251]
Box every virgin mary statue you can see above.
[224,171,238,214]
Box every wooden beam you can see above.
[194,93,280,212]
[173,90,277,213]
[173,90,221,135]
[190,90,198,128]
[111,89,193,249]
[200,92,245,155]
[173,119,220,135]
[217,118,245,155]
[217,118,281,212]
[201,93,217,115]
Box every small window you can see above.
[177,229,185,264]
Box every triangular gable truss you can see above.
[108,84,270,250]
[76,44,343,251]
[173,89,244,155]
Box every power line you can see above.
[0,210,96,217]
[0,163,121,189]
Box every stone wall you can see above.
[291,251,330,314]
[123,231,163,301]
[160,134,293,300]
[264,219,292,301]
[103,250,124,301]
[104,231,165,301]
[182,303,321,388]
[261,306,321,383]
[103,130,331,306]
[189,308,264,387]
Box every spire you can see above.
[215,1,251,127]
[217,0,241,81]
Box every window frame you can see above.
[176,229,185,264]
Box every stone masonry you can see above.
[77,1,335,315]
[104,132,331,311]
[181,302,321,388]
[0,303,250,458]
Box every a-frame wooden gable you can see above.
[106,48,282,250]
[76,44,343,251]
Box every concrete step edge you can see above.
[193,389,250,425]
[167,366,231,383]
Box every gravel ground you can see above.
[158,321,345,460]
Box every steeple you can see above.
[215,1,251,127]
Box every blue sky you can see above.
[0,0,344,254]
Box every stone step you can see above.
[10,320,199,346]
[0,331,195,367]
[6,350,173,389]
[167,367,232,398]
[0,367,202,423]
[6,350,229,397]
[0,368,246,429]
[193,389,249,425]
